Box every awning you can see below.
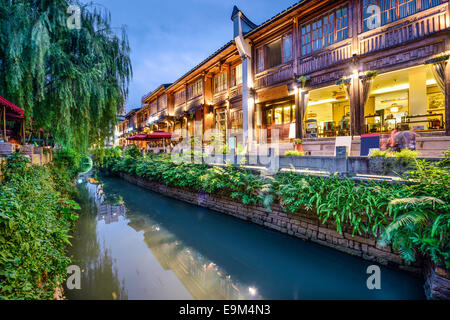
[146,131,176,140]
[0,95,24,118]
[126,134,148,141]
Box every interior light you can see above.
[390,107,399,113]
[308,98,338,106]
[371,84,409,95]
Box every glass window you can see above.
[231,64,242,87]
[257,47,264,73]
[301,6,349,56]
[214,73,227,94]
[363,0,440,32]
[282,34,293,63]
[283,106,291,124]
[266,109,272,126]
[266,39,282,69]
[274,107,283,125]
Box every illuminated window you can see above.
[283,106,291,124]
[274,107,283,125]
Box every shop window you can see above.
[304,85,350,138]
[263,101,296,141]
[364,66,445,133]
[301,6,348,56]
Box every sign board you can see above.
[334,136,352,156]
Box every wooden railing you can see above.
[359,8,448,55]
[229,85,242,100]
[254,63,294,89]
[212,91,227,105]
[298,42,352,75]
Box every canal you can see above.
[66,173,425,300]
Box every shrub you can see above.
[0,156,79,299]
[285,150,305,157]
[124,144,141,158]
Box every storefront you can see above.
[262,98,296,142]
[364,65,445,134]
[303,85,350,138]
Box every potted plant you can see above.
[293,139,303,152]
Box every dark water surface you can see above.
[66,174,425,300]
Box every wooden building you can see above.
[119,0,450,156]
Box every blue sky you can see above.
[82,0,298,112]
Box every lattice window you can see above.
[301,5,349,56]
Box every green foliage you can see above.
[123,145,141,159]
[106,155,449,267]
[368,149,394,158]
[285,150,305,157]
[379,160,450,267]
[53,148,82,180]
[368,148,419,159]
[0,156,79,299]
[92,146,122,167]
[0,0,132,152]
[393,149,420,159]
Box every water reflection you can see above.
[128,216,262,300]
[67,174,425,300]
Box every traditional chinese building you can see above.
[120,0,450,156]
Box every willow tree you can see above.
[0,0,132,152]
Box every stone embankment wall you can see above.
[117,172,450,299]
[118,172,419,272]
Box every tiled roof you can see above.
[142,83,173,102]
[244,0,309,38]
[166,41,235,91]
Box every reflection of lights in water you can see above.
[248,287,257,296]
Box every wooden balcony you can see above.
[359,6,448,55]
[212,91,227,105]
[229,85,242,101]
[254,63,294,89]
[298,42,352,75]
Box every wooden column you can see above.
[446,38,450,135]
[295,88,303,139]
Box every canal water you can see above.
[66,173,425,300]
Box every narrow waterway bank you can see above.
[66,173,425,300]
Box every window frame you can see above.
[300,4,349,57]
[255,32,293,74]
[362,0,443,32]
